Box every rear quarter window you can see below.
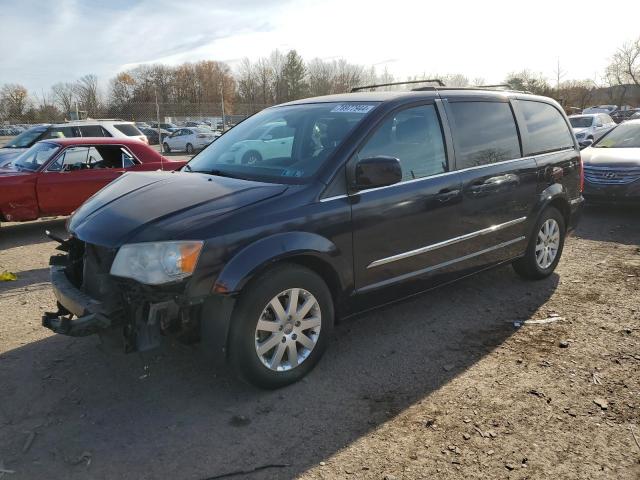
[79,125,110,137]
[447,101,521,169]
[114,124,143,136]
[517,100,574,156]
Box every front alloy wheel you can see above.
[228,264,333,389]
[255,288,321,371]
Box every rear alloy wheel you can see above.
[186,143,194,154]
[228,264,333,389]
[163,142,171,153]
[513,206,566,280]
[535,219,561,269]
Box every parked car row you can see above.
[581,105,640,124]
[0,120,146,167]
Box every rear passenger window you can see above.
[518,100,574,156]
[114,124,143,136]
[79,125,110,137]
[358,105,447,182]
[45,126,77,139]
[448,101,521,169]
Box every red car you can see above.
[0,138,186,224]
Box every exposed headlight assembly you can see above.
[110,241,203,285]
[575,132,586,139]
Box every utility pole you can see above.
[155,89,162,152]
[555,57,566,91]
[220,83,226,132]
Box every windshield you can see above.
[594,123,640,148]
[13,142,60,171]
[570,116,594,128]
[183,102,379,183]
[5,126,47,148]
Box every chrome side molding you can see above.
[367,216,527,269]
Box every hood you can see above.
[69,171,287,247]
[581,147,640,167]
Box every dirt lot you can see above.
[0,206,639,480]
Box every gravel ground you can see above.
[0,206,638,480]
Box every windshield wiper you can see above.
[208,169,242,179]
[183,164,241,179]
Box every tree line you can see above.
[1,37,640,124]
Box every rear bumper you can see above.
[568,195,585,232]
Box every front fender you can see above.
[212,231,344,294]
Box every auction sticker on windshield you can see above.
[331,104,376,114]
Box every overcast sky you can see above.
[2,0,639,93]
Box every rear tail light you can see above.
[579,154,584,192]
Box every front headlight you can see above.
[575,132,586,139]
[110,241,203,285]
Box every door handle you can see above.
[434,188,460,203]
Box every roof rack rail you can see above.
[64,118,126,123]
[476,84,512,89]
[350,79,445,92]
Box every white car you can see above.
[219,122,295,164]
[568,113,616,145]
[162,127,219,153]
[52,119,148,144]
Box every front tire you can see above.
[513,206,566,280]
[228,264,334,389]
[163,142,171,153]
[186,143,194,154]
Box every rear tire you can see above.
[228,264,334,389]
[186,143,194,154]
[513,206,566,280]
[163,142,170,153]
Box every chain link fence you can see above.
[0,103,274,134]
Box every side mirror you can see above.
[262,134,273,141]
[350,156,402,191]
[595,122,603,128]
[579,139,594,149]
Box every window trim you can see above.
[345,100,451,191]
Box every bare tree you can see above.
[51,82,76,115]
[0,83,29,121]
[609,37,640,87]
[504,70,551,95]
[74,74,101,115]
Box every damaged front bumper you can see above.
[43,240,204,353]
[43,261,113,336]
